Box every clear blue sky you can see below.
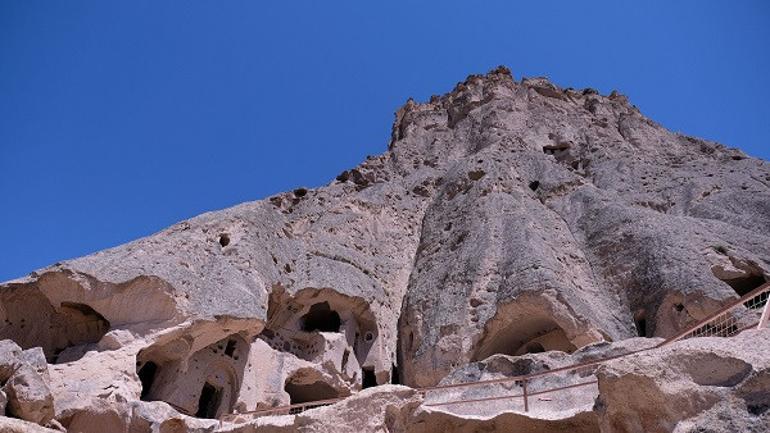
[1,1,769,281]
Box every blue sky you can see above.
[1,1,768,281]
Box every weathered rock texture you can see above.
[596,329,770,433]
[0,341,55,426]
[1,67,769,432]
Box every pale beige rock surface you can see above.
[596,329,770,433]
[0,417,61,433]
[0,67,768,432]
[0,340,55,426]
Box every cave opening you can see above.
[285,380,339,404]
[224,339,237,357]
[300,302,341,333]
[711,262,767,298]
[722,275,766,297]
[58,302,110,335]
[0,286,112,364]
[525,342,545,354]
[362,367,377,389]
[390,363,400,385]
[634,310,648,337]
[196,382,222,419]
[51,302,111,363]
[474,315,576,361]
[138,361,159,400]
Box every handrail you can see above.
[423,379,598,408]
[417,346,649,393]
[218,282,770,423]
[164,401,191,415]
[658,282,770,347]
[758,291,770,328]
[220,395,347,420]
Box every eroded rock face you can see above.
[0,67,768,431]
[596,329,770,433]
[395,70,769,387]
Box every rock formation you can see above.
[596,330,770,433]
[1,66,768,432]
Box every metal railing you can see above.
[216,282,770,424]
[658,282,770,345]
[219,396,344,422]
[421,282,770,413]
[418,348,641,413]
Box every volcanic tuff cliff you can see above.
[0,66,769,432]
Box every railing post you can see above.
[522,379,529,412]
[758,296,770,330]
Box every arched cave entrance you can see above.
[260,294,378,367]
[135,335,245,417]
[362,367,377,389]
[711,261,768,297]
[300,302,342,333]
[0,286,110,362]
[138,360,159,400]
[284,380,340,405]
[198,362,238,418]
[721,274,767,297]
[474,316,576,361]
[261,288,382,394]
[196,382,222,419]
[52,302,111,362]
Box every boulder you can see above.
[3,363,55,425]
[0,339,56,425]
[0,339,24,381]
